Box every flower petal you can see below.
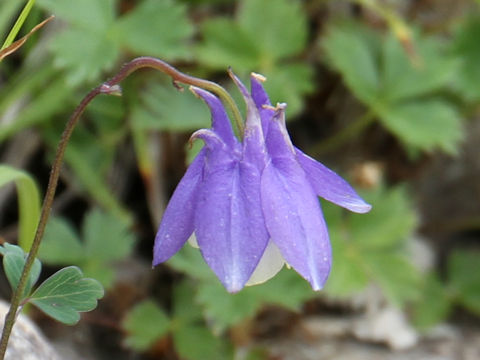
[246,240,285,286]
[250,73,275,135]
[229,71,267,168]
[195,159,269,293]
[262,107,331,290]
[153,149,206,265]
[295,149,372,213]
[190,86,238,149]
[261,158,331,290]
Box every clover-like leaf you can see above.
[0,243,41,298]
[29,266,104,325]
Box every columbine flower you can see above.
[153,72,371,293]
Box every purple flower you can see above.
[153,73,371,293]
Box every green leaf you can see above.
[1,0,36,50]
[83,209,135,262]
[131,82,210,131]
[323,23,380,104]
[197,268,314,333]
[348,186,417,249]
[324,186,420,305]
[50,28,119,85]
[38,209,135,289]
[0,243,41,298]
[29,266,104,325]
[380,33,456,103]
[0,165,41,251]
[448,249,480,315]
[172,282,233,360]
[196,0,313,117]
[238,0,308,60]
[174,324,231,360]
[170,247,314,333]
[113,0,193,59]
[196,18,260,70]
[322,22,463,154]
[325,237,370,297]
[123,299,170,351]
[38,0,118,85]
[168,245,216,281]
[37,0,115,32]
[379,100,462,154]
[39,217,84,264]
[451,16,480,101]
[412,273,451,330]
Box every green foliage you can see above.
[413,249,480,329]
[131,82,210,132]
[0,243,41,298]
[412,273,451,330]
[1,0,36,50]
[322,23,462,154]
[451,16,480,101]
[29,266,104,325]
[0,165,41,251]
[38,209,135,288]
[0,244,103,325]
[37,0,193,85]
[123,282,233,359]
[448,249,480,315]
[113,0,193,59]
[323,186,419,305]
[197,0,313,116]
[169,245,315,333]
[123,300,170,350]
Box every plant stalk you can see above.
[0,57,243,358]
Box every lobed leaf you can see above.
[29,266,104,325]
[0,243,41,298]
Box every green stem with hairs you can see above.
[0,57,243,359]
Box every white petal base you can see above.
[188,234,200,248]
[246,240,285,286]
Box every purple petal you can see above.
[190,86,238,149]
[261,158,331,290]
[153,149,206,265]
[261,106,331,290]
[250,73,275,135]
[295,149,372,213]
[195,158,269,293]
[229,71,266,168]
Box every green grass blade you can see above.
[1,0,36,50]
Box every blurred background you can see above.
[0,0,479,359]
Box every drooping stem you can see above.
[0,57,243,358]
[106,57,244,135]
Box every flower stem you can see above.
[309,111,375,156]
[0,57,243,358]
